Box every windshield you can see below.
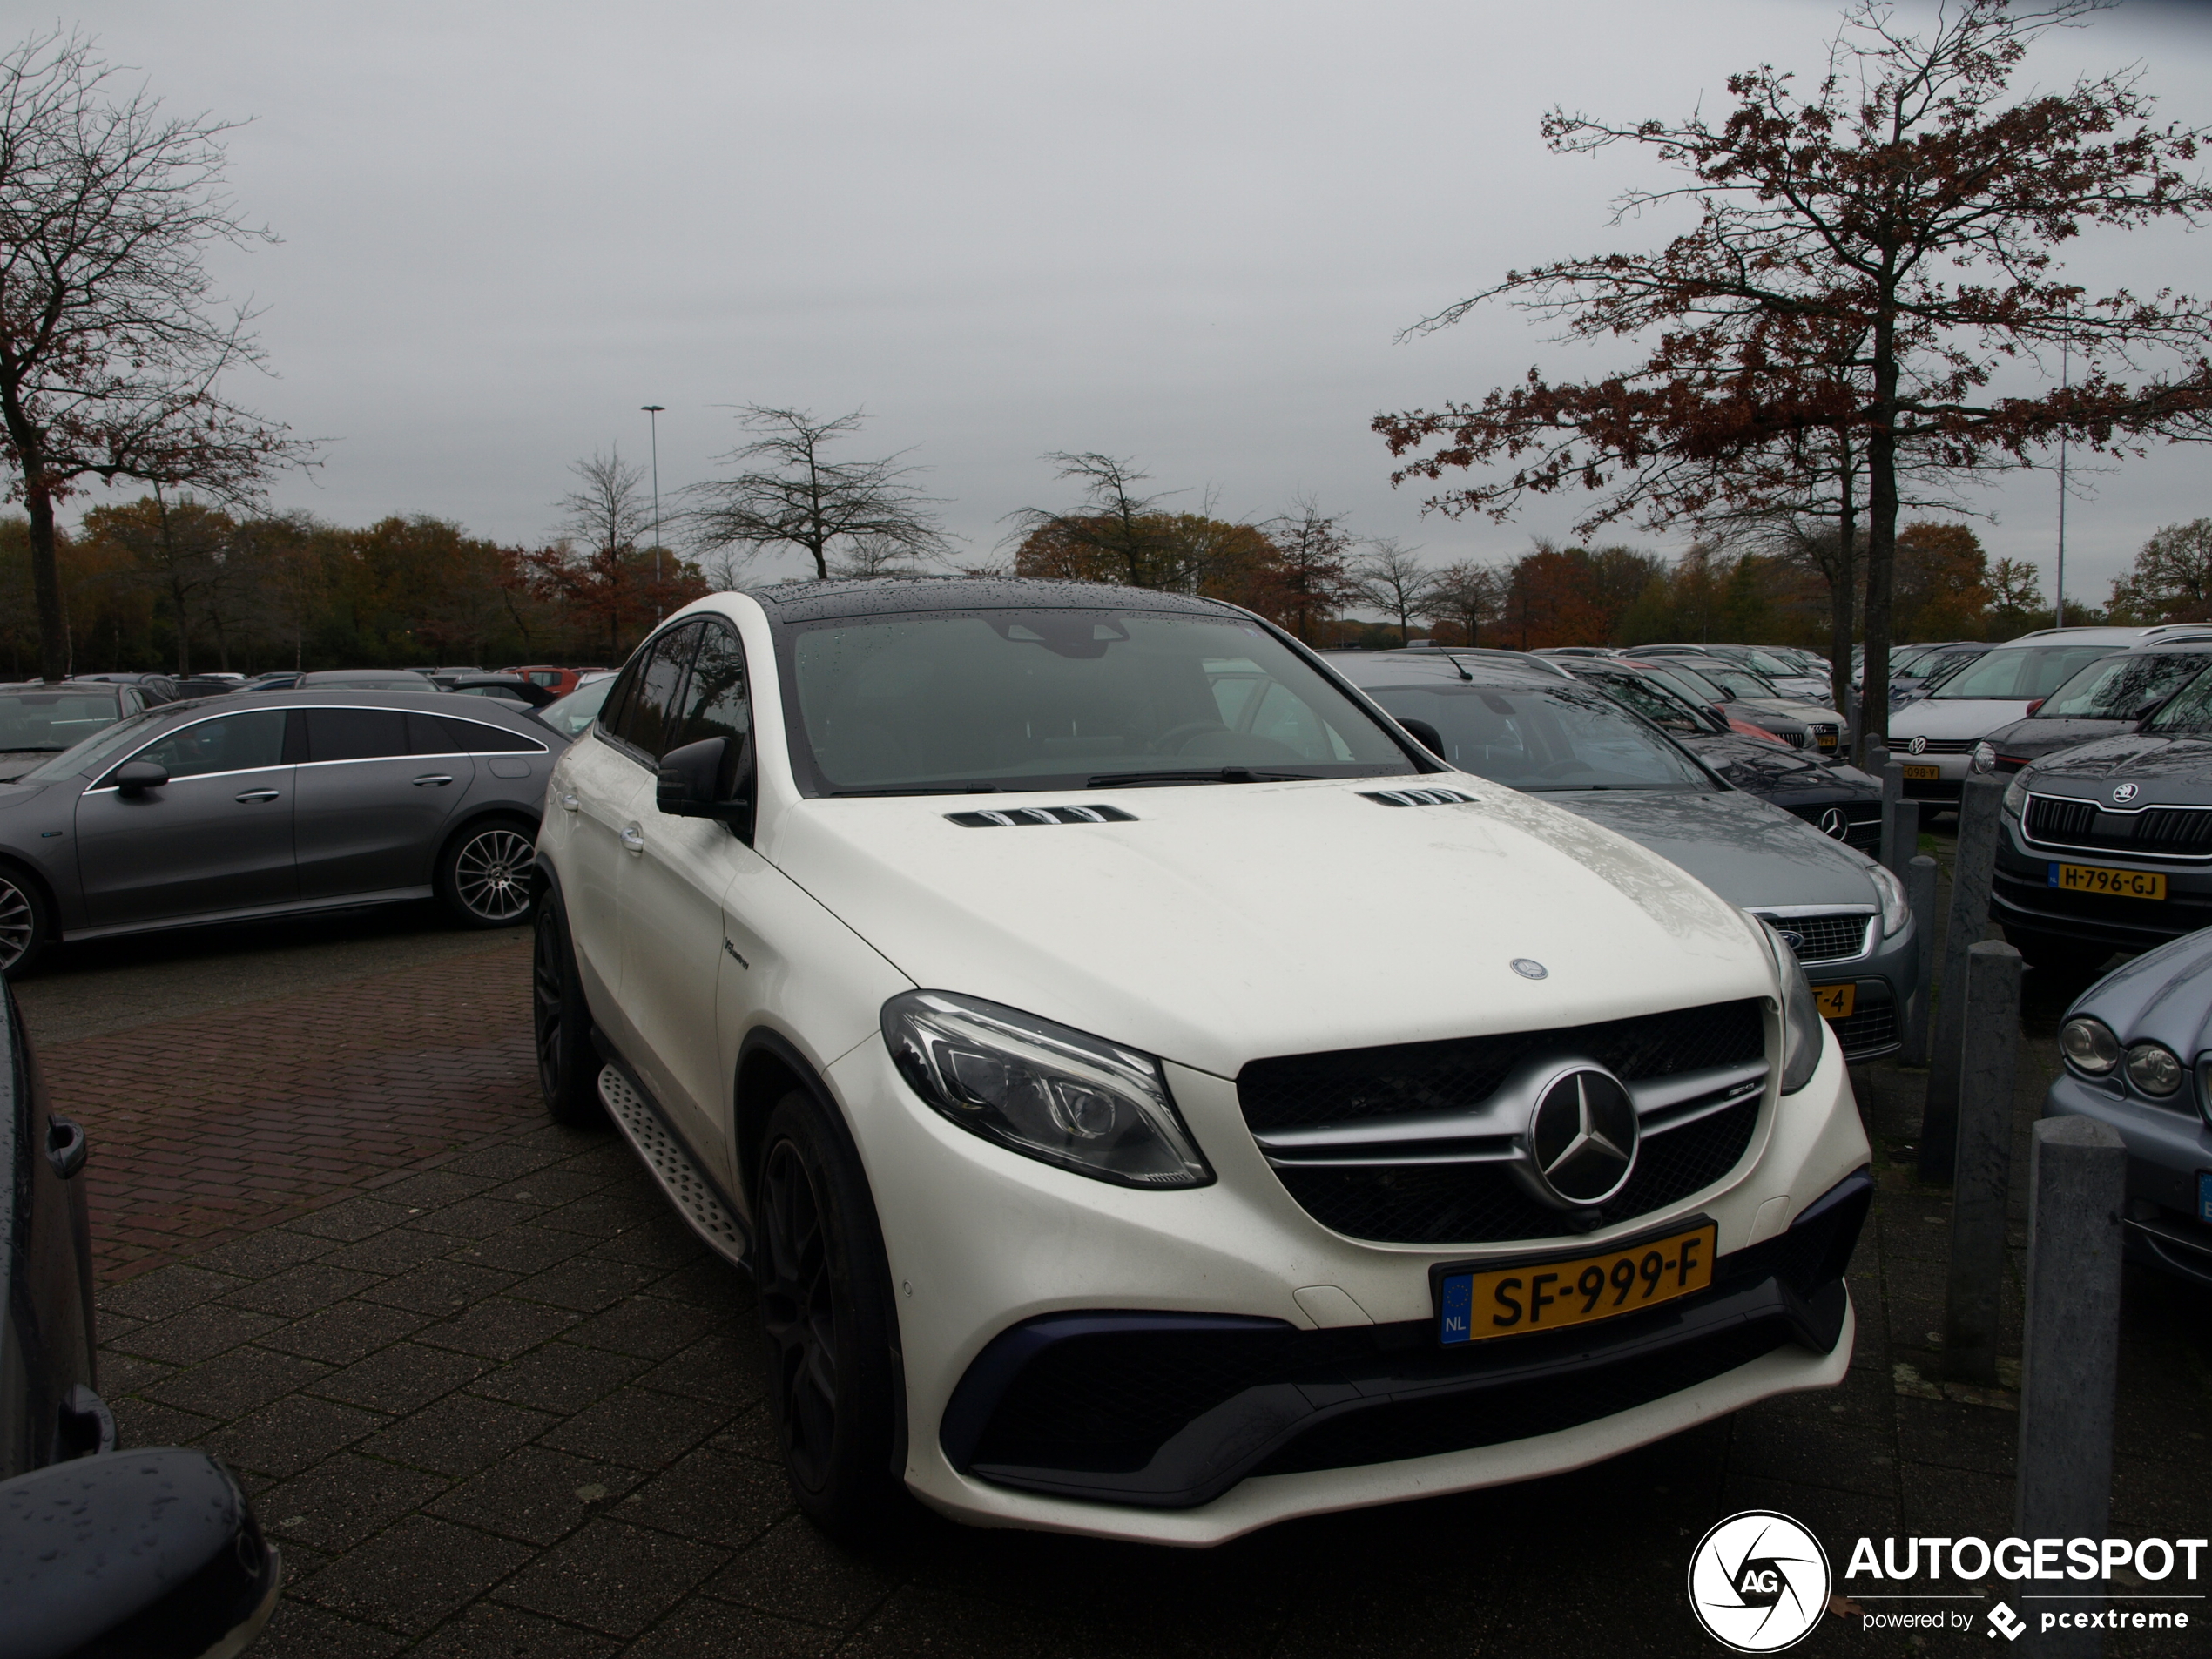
[1692,663,1784,701]
[17,709,161,782]
[0,687,123,752]
[2140,666,2212,733]
[1578,671,1709,736]
[1636,663,1725,708]
[1725,647,1802,679]
[541,677,613,738]
[2037,653,2206,721]
[1361,682,1710,792]
[1932,644,2121,701]
[783,609,1414,794]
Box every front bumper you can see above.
[1783,910,1918,1062]
[831,1018,1871,1544]
[1896,749,1972,802]
[1992,826,2212,954]
[2042,1072,2212,1290]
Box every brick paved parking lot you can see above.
[14,883,2211,1657]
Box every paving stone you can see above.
[297,1514,533,1636]
[309,1341,489,1414]
[837,1585,1069,1659]
[1728,1362,1897,1496]
[140,1345,330,1420]
[637,1259,745,1310]
[413,1196,543,1240]
[202,1394,387,1479]
[408,1602,620,1659]
[469,1341,648,1415]
[589,1214,709,1271]
[259,1300,432,1366]
[322,1226,462,1277]
[534,1192,651,1238]
[192,1228,338,1281]
[376,1170,495,1208]
[508,1255,664,1314]
[416,1297,582,1360]
[566,1296,725,1360]
[443,1226,593,1278]
[441,1141,579,1185]
[109,1395,218,1450]
[701,1514,902,1627]
[97,1350,175,1398]
[624,1598,831,1658]
[221,1262,388,1318]
[620,1447,792,1550]
[428,1444,646,1546]
[289,1196,412,1243]
[357,1258,518,1316]
[252,1599,410,1659]
[537,1386,732,1471]
[481,1168,612,1207]
[98,1264,241,1323]
[495,1517,726,1638]
[107,1302,285,1366]
[707,1404,779,1465]
[361,1391,558,1478]
[255,1451,451,1552]
[638,1328,767,1408]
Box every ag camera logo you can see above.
[1688,1510,1831,1652]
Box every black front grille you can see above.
[1776,914,1871,962]
[2025,793,2212,858]
[1831,999,1897,1055]
[1272,1097,1760,1245]
[1238,1001,1764,1134]
[1907,738,1978,754]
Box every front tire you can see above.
[440,819,538,928]
[755,1090,900,1540]
[532,892,604,1127]
[0,863,55,976]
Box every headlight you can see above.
[1762,921,1824,1094]
[2059,1015,2120,1075]
[881,991,1213,1188]
[2124,1041,2182,1097]
[2003,772,2028,818]
[1970,740,1996,775]
[1868,858,1909,937]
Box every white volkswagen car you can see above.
[1888,626,2212,807]
[532,579,1871,1544]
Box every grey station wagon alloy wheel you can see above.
[442,823,537,927]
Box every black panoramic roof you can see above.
[741,577,1243,624]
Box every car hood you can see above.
[763,778,1777,1077]
[2024,733,2212,806]
[1984,717,2133,763]
[2067,927,2212,1059]
[0,777,61,810]
[1534,788,1881,913]
[0,752,58,783]
[1679,736,1878,803]
[1891,698,2031,739]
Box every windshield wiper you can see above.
[1086,767,1318,787]
[826,784,1001,797]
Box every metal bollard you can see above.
[1902,854,1938,1065]
[2014,1116,2127,1658]
[1885,799,1919,884]
[1943,941,2020,1384]
[1919,776,2006,1184]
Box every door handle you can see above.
[233,788,280,803]
[560,793,580,813]
[619,823,645,854]
[412,774,455,787]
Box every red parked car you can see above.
[501,665,583,697]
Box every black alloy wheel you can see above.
[0,866,54,976]
[755,1091,900,1537]
[442,821,538,927]
[532,896,604,1126]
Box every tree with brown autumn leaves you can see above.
[1375,0,2212,753]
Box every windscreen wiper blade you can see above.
[1085,767,1318,787]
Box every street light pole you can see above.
[642,405,665,620]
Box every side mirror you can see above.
[0,1447,282,1658]
[656,735,753,835]
[1396,718,1447,760]
[111,760,169,795]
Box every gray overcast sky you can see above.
[62,0,2212,609]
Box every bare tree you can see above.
[828,531,930,579]
[1347,539,1437,645]
[1422,559,1507,647]
[557,448,650,562]
[687,406,948,581]
[0,30,314,679]
[1003,452,1183,589]
[1261,498,1356,644]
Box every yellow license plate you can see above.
[1813,983,1857,1019]
[1435,1221,1718,1345]
[2051,863,2166,900]
[1902,764,1940,780]
[1816,732,1837,750]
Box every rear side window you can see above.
[607,622,702,762]
[306,707,409,763]
[122,709,287,781]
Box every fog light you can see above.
[2124,1041,2182,1096]
[2060,1016,2120,1075]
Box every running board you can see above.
[597,1066,751,1270]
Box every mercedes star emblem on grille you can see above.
[1817,806,1848,838]
[1526,1067,1639,1206]
[2112,782,2139,804]
[1908,735,1928,755]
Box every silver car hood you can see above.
[1541,787,1881,911]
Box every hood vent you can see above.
[1359,787,1477,808]
[946,805,1136,828]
